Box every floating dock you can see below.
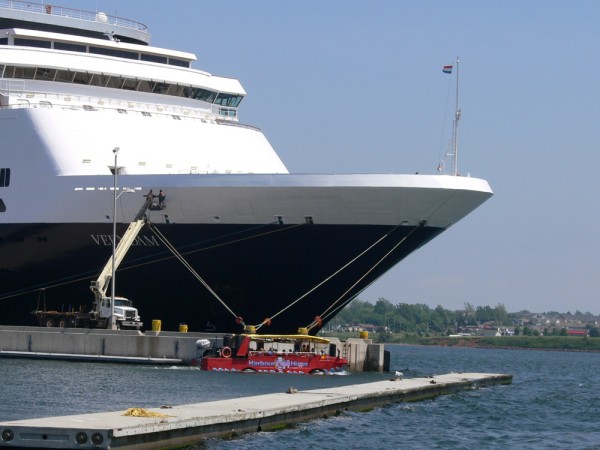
[0,372,512,449]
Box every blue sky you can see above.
[60,1,600,314]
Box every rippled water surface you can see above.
[1,345,599,449]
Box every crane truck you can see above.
[32,193,154,330]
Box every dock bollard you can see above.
[179,324,188,333]
[151,320,161,332]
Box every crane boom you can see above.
[90,193,153,305]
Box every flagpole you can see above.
[452,57,460,176]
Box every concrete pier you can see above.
[0,372,512,449]
[0,326,389,370]
[0,326,205,364]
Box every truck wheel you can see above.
[57,317,68,328]
[44,317,55,328]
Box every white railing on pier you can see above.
[0,0,148,32]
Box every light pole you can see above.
[110,147,120,330]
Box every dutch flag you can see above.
[442,65,453,74]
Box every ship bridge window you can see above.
[54,42,86,53]
[214,93,243,108]
[14,67,36,79]
[105,75,122,89]
[152,82,169,94]
[0,168,10,187]
[121,78,138,90]
[89,46,138,60]
[55,69,75,83]
[0,38,7,45]
[73,72,94,85]
[171,85,186,96]
[141,54,167,64]
[168,58,190,68]
[186,86,217,103]
[87,73,114,87]
[137,80,153,93]
[0,199,5,212]
[14,38,51,49]
[35,68,56,81]
[96,74,123,89]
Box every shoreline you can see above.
[383,337,600,353]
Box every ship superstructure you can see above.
[0,1,493,333]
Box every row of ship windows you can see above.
[0,64,243,107]
[0,37,190,68]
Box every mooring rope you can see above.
[254,222,409,331]
[146,222,242,324]
[305,222,425,331]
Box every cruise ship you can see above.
[0,1,493,333]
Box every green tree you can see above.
[494,303,509,325]
[463,302,476,325]
[338,299,374,325]
[373,298,396,327]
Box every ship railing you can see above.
[0,87,258,128]
[0,79,24,96]
[215,118,261,132]
[0,92,208,117]
[0,85,266,133]
[248,350,318,357]
[0,0,148,33]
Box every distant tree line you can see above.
[333,299,510,335]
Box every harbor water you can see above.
[1,345,599,449]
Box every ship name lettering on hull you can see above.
[91,234,160,247]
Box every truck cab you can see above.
[99,296,142,330]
